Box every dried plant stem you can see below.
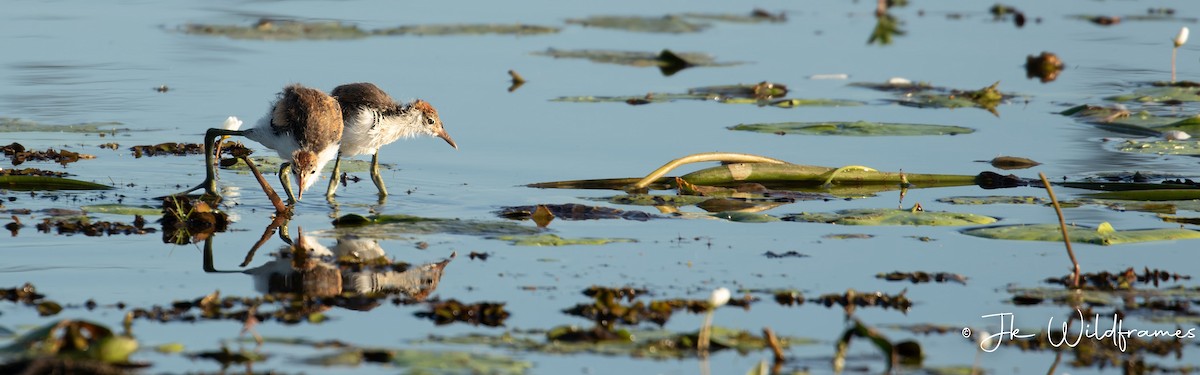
[697,310,715,355]
[1039,173,1080,288]
[763,327,786,363]
[632,152,788,190]
[1173,47,1179,83]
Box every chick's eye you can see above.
[426,118,436,125]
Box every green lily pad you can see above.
[1106,86,1200,103]
[895,81,1008,115]
[331,214,541,238]
[679,11,786,24]
[81,204,162,216]
[593,194,710,207]
[372,23,559,36]
[181,19,370,40]
[729,121,974,136]
[962,223,1200,245]
[0,117,124,133]
[936,196,1048,205]
[1114,139,1200,155]
[0,320,137,364]
[1082,190,1200,201]
[565,15,710,33]
[783,208,998,226]
[1058,105,1200,136]
[492,234,636,246]
[0,176,113,191]
[710,211,779,223]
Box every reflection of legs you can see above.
[326,153,342,198]
[178,128,243,197]
[278,162,296,205]
[371,152,388,197]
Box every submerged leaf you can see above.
[182,19,370,40]
[492,234,636,246]
[0,176,112,191]
[566,15,710,33]
[962,223,1200,245]
[729,121,973,136]
[372,23,559,36]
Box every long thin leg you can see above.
[326,152,343,198]
[177,128,243,197]
[278,162,296,204]
[242,155,288,213]
[370,152,388,197]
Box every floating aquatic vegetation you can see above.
[813,289,913,314]
[1025,52,1064,83]
[680,9,787,24]
[709,211,779,223]
[0,176,111,191]
[372,23,559,36]
[555,82,863,107]
[533,48,740,75]
[1107,85,1200,103]
[823,233,874,240]
[962,222,1200,245]
[783,208,998,226]
[2,142,94,166]
[1068,10,1198,24]
[1114,138,1200,155]
[34,217,154,237]
[128,142,212,158]
[189,346,267,368]
[936,195,1047,205]
[876,271,968,285]
[0,283,63,317]
[414,299,509,327]
[1043,267,1190,290]
[181,18,369,40]
[1058,105,1200,136]
[728,121,974,136]
[0,319,139,365]
[896,81,1009,115]
[425,325,804,359]
[301,347,532,373]
[594,194,710,207]
[763,251,808,259]
[834,319,922,373]
[497,203,658,221]
[0,168,69,178]
[331,213,540,238]
[81,204,162,216]
[159,196,227,244]
[1081,189,1200,201]
[565,15,710,33]
[0,117,124,133]
[491,233,636,246]
[980,156,1041,170]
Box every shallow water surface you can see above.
[3,1,1200,374]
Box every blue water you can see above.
[3,0,1200,373]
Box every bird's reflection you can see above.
[203,225,454,311]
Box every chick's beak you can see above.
[437,127,458,150]
[296,173,306,201]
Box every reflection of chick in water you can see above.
[244,235,453,310]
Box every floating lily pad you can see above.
[303,348,532,374]
[680,10,786,24]
[1107,86,1200,103]
[783,208,998,226]
[1058,105,1200,136]
[710,211,779,223]
[729,121,973,136]
[181,19,369,40]
[1082,190,1200,201]
[936,196,1047,205]
[1114,139,1200,155]
[331,214,540,238]
[81,204,162,216]
[565,15,710,33]
[497,203,659,221]
[962,223,1200,245]
[492,234,636,246]
[594,194,710,207]
[894,81,1009,115]
[372,23,559,36]
[533,48,739,75]
[0,117,124,133]
[0,176,112,191]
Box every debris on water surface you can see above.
[497,203,658,221]
[414,299,510,327]
[0,168,70,178]
[813,289,912,314]
[763,251,808,259]
[2,142,95,166]
[876,271,968,285]
[35,216,154,237]
[130,142,249,158]
[1044,267,1190,290]
[1025,52,1064,83]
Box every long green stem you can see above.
[631,152,788,190]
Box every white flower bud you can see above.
[222,116,243,131]
[1175,27,1189,48]
[708,287,731,308]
